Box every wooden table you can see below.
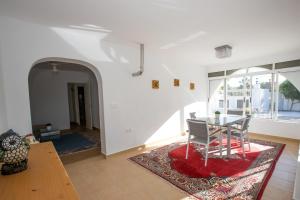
[196,115,245,157]
[0,142,80,200]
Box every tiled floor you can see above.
[64,134,299,200]
[251,133,298,200]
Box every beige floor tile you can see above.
[64,134,299,200]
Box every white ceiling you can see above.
[1,0,300,67]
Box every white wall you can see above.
[0,17,208,155]
[249,118,300,139]
[0,41,8,132]
[29,68,100,130]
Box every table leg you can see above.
[227,126,231,157]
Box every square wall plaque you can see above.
[174,79,180,87]
[152,80,159,89]
[190,82,195,90]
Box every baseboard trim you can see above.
[104,134,185,159]
[249,132,300,142]
[104,144,146,159]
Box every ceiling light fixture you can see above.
[215,45,232,59]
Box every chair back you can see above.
[186,119,209,144]
[241,115,251,131]
[189,112,196,119]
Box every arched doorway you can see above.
[28,57,105,156]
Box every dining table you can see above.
[196,115,245,157]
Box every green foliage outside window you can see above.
[279,80,300,110]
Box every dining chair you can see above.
[227,115,252,158]
[185,119,223,167]
[189,112,217,131]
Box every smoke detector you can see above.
[215,45,232,59]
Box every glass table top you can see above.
[195,115,244,126]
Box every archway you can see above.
[28,57,106,155]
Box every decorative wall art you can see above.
[174,79,180,87]
[152,80,159,89]
[190,82,195,90]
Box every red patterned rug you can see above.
[129,138,285,200]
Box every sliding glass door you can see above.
[226,74,272,117]
[251,74,272,118]
[276,70,300,120]
[226,77,245,115]
[209,79,225,115]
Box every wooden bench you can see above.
[0,142,80,200]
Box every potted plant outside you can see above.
[215,111,221,118]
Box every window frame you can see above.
[208,77,227,115]
[208,65,300,122]
[274,66,300,122]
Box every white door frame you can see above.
[31,57,106,154]
[68,82,93,130]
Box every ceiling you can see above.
[1,0,300,67]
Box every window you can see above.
[226,68,247,76]
[219,100,224,108]
[251,74,272,118]
[227,77,244,115]
[237,100,243,109]
[277,71,300,120]
[209,79,225,115]
[208,61,300,121]
[248,64,272,73]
